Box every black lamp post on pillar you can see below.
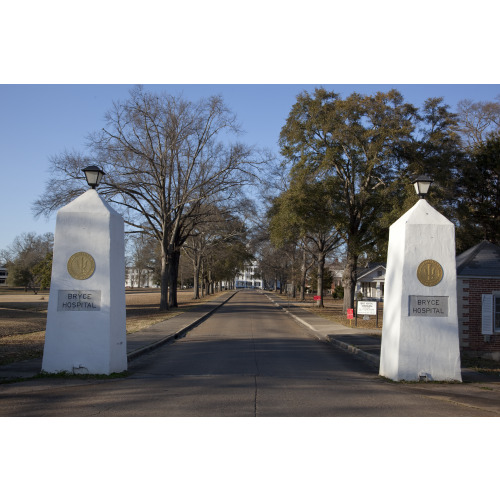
[82,165,106,190]
[413,175,433,199]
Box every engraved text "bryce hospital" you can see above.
[408,296,448,317]
[57,290,101,311]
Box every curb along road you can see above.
[326,338,380,366]
[126,290,238,361]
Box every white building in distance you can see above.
[125,268,157,288]
[226,261,262,289]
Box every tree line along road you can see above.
[1,290,500,416]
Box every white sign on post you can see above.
[357,301,377,316]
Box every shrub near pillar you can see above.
[379,199,462,382]
[42,190,127,375]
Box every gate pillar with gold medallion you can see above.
[379,199,462,381]
[42,189,127,374]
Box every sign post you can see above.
[357,300,379,327]
[347,308,354,327]
[357,301,377,316]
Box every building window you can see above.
[495,296,500,333]
[483,293,500,334]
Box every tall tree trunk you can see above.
[300,247,307,301]
[168,249,180,308]
[160,248,169,311]
[209,270,214,294]
[317,252,325,308]
[201,261,205,297]
[207,269,212,295]
[342,250,358,314]
[193,254,201,299]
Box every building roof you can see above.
[456,240,500,277]
[356,264,386,281]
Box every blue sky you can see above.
[1,83,500,251]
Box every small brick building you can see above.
[456,240,500,360]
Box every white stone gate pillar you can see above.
[42,189,127,374]
[379,199,462,382]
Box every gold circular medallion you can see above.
[417,259,443,287]
[67,252,95,280]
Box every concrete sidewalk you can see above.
[0,290,237,381]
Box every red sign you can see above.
[313,295,321,301]
[347,308,354,319]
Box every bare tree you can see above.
[2,232,53,293]
[184,206,250,299]
[456,97,500,148]
[127,234,159,288]
[34,87,261,310]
